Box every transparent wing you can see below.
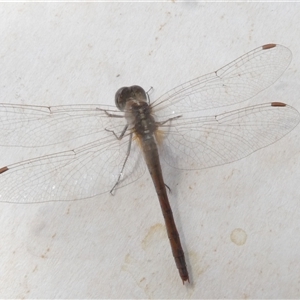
[0,133,145,203]
[158,103,300,170]
[152,44,292,119]
[0,44,297,203]
[0,103,125,148]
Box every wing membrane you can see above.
[159,103,300,169]
[0,44,298,203]
[152,44,292,119]
[0,103,125,148]
[0,133,145,203]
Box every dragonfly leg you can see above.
[109,132,133,194]
[96,108,124,118]
[156,115,182,126]
[145,86,153,104]
[165,183,171,193]
[105,124,128,140]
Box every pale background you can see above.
[0,2,299,299]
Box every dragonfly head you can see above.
[115,85,147,111]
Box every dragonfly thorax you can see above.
[124,98,157,138]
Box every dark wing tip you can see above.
[262,43,277,50]
[0,166,9,174]
[271,102,287,107]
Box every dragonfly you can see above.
[0,43,299,283]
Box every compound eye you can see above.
[115,87,129,111]
[115,85,148,111]
[130,85,147,102]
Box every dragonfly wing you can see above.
[158,103,300,170]
[0,133,145,203]
[152,44,292,119]
[0,103,125,149]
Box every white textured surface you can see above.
[0,2,300,298]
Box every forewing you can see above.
[0,103,125,149]
[152,44,292,119]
